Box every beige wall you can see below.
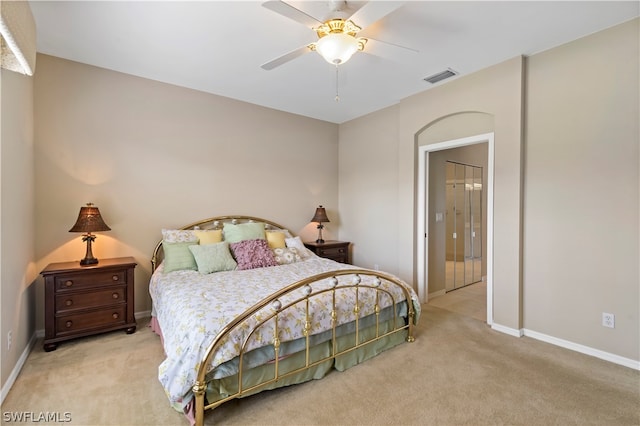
[339,19,639,361]
[338,106,400,273]
[33,54,339,329]
[523,19,639,360]
[341,56,525,330]
[1,69,37,390]
[418,112,494,146]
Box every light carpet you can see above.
[2,305,638,425]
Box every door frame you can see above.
[417,132,494,325]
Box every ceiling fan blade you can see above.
[261,45,311,70]
[262,1,322,29]
[364,37,418,63]
[348,1,406,30]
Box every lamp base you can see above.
[80,257,99,266]
[315,223,325,245]
[79,233,99,266]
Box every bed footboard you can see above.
[192,269,416,426]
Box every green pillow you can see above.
[162,241,198,273]
[188,242,237,274]
[223,222,266,243]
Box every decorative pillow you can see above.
[194,229,223,245]
[229,239,278,270]
[223,222,266,243]
[272,247,302,265]
[265,230,287,249]
[285,236,312,258]
[162,229,197,243]
[162,241,198,273]
[188,242,237,274]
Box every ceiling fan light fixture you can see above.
[316,32,360,65]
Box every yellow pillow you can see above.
[265,230,286,249]
[194,229,223,245]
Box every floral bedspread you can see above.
[149,255,420,410]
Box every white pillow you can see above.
[162,229,197,243]
[272,247,302,265]
[285,236,313,259]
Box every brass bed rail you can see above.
[193,269,416,426]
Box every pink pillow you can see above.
[230,239,278,270]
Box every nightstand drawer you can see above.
[55,306,126,336]
[56,286,126,313]
[323,254,348,263]
[317,246,347,258]
[304,241,350,264]
[55,270,126,292]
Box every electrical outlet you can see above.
[602,312,615,328]
[7,330,12,350]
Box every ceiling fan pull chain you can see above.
[335,65,340,102]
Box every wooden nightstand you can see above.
[41,257,137,352]
[304,240,350,264]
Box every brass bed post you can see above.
[353,274,361,345]
[304,293,311,366]
[405,280,416,342]
[193,380,206,426]
[407,309,416,342]
[272,300,282,383]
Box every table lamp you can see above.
[69,203,111,266]
[311,205,330,243]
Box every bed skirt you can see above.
[151,316,407,424]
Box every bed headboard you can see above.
[151,215,292,272]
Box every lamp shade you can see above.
[69,203,111,233]
[311,205,330,223]
[315,33,359,65]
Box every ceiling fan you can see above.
[261,0,413,70]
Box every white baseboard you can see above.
[0,330,38,405]
[135,310,151,319]
[523,328,640,371]
[490,322,639,370]
[491,322,524,337]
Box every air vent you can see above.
[423,68,458,84]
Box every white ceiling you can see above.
[29,1,639,124]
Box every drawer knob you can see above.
[112,313,119,320]
[112,293,119,299]
[64,280,73,287]
[65,320,73,328]
[65,299,73,306]
[112,275,119,281]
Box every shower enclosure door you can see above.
[445,161,483,291]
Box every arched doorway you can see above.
[415,113,494,324]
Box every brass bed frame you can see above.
[151,216,416,426]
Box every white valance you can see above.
[0,0,36,76]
